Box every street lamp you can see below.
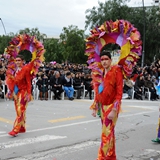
[141,0,145,67]
[0,18,7,35]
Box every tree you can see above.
[85,0,130,30]
[85,0,160,64]
[43,38,64,63]
[0,35,12,55]
[144,6,160,62]
[59,25,86,64]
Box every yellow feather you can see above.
[119,41,131,60]
[100,38,106,47]
[31,51,37,61]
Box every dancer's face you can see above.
[15,57,23,67]
[100,55,112,69]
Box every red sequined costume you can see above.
[91,65,123,160]
[11,64,32,133]
[85,20,142,160]
[5,34,45,136]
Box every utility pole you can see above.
[141,0,145,67]
[0,18,7,35]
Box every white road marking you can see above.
[5,143,160,160]
[0,119,99,138]
[4,141,100,160]
[0,131,6,134]
[0,110,155,138]
[0,135,67,149]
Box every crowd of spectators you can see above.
[1,57,160,101]
[33,62,93,100]
[0,58,7,98]
[123,60,160,100]
[0,60,93,101]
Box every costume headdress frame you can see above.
[4,34,45,93]
[85,19,142,86]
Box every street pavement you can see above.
[0,97,160,160]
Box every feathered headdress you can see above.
[4,34,45,93]
[85,20,142,88]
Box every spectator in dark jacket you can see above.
[84,74,93,99]
[36,73,49,100]
[73,72,83,99]
[134,75,144,100]
[50,71,63,100]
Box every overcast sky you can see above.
[0,0,156,37]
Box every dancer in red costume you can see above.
[92,50,123,160]
[85,20,142,160]
[5,34,45,137]
[6,55,32,136]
